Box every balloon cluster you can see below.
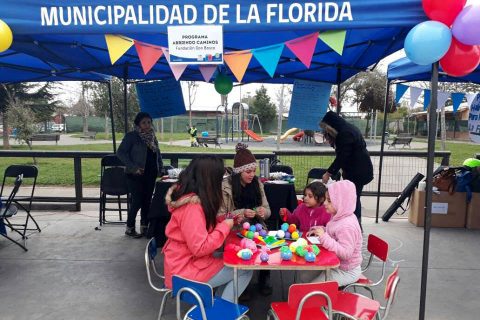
[405,0,480,77]
[0,19,13,52]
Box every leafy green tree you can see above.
[249,85,277,128]
[90,78,139,133]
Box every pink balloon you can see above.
[452,5,480,45]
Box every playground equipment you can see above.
[215,102,263,143]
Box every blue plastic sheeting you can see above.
[1,0,427,84]
[387,57,480,83]
[0,51,111,83]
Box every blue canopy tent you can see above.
[1,1,440,318]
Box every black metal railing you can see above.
[0,150,451,210]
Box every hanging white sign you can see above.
[167,25,223,65]
[468,94,480,144]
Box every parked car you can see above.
[51,124,65,132]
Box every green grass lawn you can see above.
[434,141,479,167]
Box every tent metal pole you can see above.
[336,68,341,114]
[419,62,439,320]
[107,81,117,153]
[123,65,128,134]
[375,80,390,223]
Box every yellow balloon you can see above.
[0,19,13,52]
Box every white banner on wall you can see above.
[468,94,480,144]
[168,25,223,64]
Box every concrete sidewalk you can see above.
[1,202,479,320]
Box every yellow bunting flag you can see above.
[318,30,347,55]
[224,51,253,83]
[105,34,134,65]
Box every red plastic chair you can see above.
[347,234,389,299]
[340,266,400,320]
[267,282,337,320]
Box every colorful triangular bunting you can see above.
[105,35,134,65]
[285,32,319,68]
[436,92,450,110]
[409,87,422,109]
[224,51,253,82]
[395,84,409,103]
[199,65,217,82]
[423,89,431,110]
[451,93,465,113]
[134,41,164,75]
[162,48,188,81]
[318,30,347,55]
[252,44,284,78]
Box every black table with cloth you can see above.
[263,182,298,229]
[147,180,175,247]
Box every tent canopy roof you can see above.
[2,0,427,84]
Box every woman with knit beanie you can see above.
[219,143,272,296]
[117,112,163,238]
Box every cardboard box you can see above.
[466,193,480,230]
[409,189,467,228]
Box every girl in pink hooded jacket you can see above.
[302,180,363,286]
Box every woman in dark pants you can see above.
[320,111,373,227]
[117,112,163,238]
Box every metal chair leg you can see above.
[157,291,172,320]
[117,195,122,221]
[1,233,28,251]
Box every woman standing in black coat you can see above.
[320,111,373,226]
[117,112,163,238]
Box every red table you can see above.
[223,232,340,303]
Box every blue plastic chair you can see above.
[145,238,172,320]
[172,275,249,320]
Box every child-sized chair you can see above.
[348,234,389,300]
[338,266,400,320]
[145,238,172,320]
[267,282,337,320]
[172,275,249,320]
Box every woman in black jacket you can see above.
[320,111,373,225]
[117,112,163,238]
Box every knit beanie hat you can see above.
[233,143,257,174]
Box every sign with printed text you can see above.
[432,202,448,215]
[287,80,331,130]
[468,94,480,144]
[168,25,223,64]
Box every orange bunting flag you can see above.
[105,34,134,65]
[285,32,319,68]
[224,51,253,83]
[134,41,164,75]
[162,47,188,81]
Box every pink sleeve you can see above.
[319,226,357,261]
[286,208,301,226]
[180,204,231,258]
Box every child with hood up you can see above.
[302,180,363,286]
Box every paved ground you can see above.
[1,134,113,146]
[1,197,479,320]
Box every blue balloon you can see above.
[404,21,452,66]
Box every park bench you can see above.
[196,136,221,148]
[27,134,60,145]
[80,131,96,140]
[388,136,413,149]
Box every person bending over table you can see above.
[162,155,253,303]
[117,112,163,238]
[218,143,272,296]
[319,111,373,228]
[301,180,363,287]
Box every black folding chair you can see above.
[270,164,293,175]
[99,155,130,225]
[306,168,341,186]
[0,165,41,237]
[1,175,27,251]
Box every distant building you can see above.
[184,105,225,118]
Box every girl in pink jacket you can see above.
[302,180,363,286]
[279,181,331,233]
[162,155,253,302]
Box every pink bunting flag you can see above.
[134,41,163,75]
[162,47,188,81]
[285,32,319,68]
[199,65,217,82]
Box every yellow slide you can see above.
[280,128,298,142]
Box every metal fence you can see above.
[0,150,450,210]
